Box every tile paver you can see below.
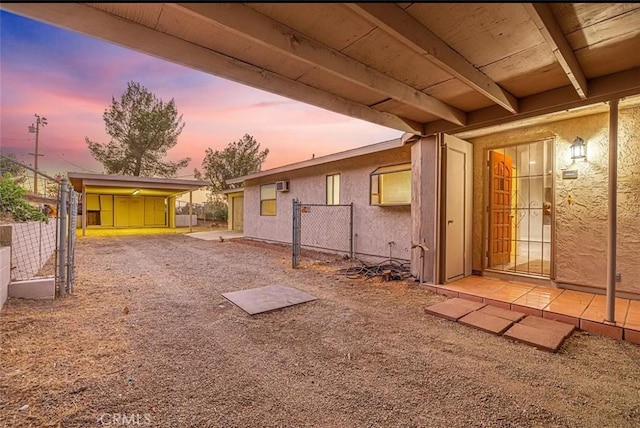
[427,275,640,346]
[580,294,630,325]
[424,298,485,321]
[519,315,575,339]
[478,305,526,322]
[504,323,568,353]
[512,286,564,309]
[543,289,595,318]
[485,282,536,303]
[624,300,640,331]
[458,311,514,335]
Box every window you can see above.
[370,163,411,206]
[260,183,276,216]
[326,174,340,205]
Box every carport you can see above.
[68,172,208,235]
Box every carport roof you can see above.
[2,3,639,136]
[68,172,208,197]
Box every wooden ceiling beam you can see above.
[347,2,520,114]
[173,3,466,126]
[0,2,424,134]
[423,67,640,135]
[523,3,588,99]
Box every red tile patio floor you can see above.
[424,276,640,345]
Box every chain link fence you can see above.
[0,154,78,296]
[292,199,353,268]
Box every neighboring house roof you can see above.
[227,138,403,184]
[67,172,208,197]
[221,187,244,195]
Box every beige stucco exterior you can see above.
[469,105,640,295]
[242,145,413,262]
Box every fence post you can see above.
[292,198,299,268]
[57,178,68,296]
[67,190,77,294]
[349,202,354,259]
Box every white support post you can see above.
[82,185,87,236]
[606,99,618,323]
[189,191,193,233]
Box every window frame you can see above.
[326,173,340,205]
[260,183,277,216]
[369,162,412,206]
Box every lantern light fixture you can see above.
[570,136,586,160]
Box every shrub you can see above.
[0,173,48,222]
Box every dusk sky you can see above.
[0,10,400,180]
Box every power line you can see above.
[49,152,100,173]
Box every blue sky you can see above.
[0,10,400,177]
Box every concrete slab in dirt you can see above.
[424,298,486,321]
[519,315,575,339]
[187,230,243,241]
[222,285,316,315]
[504,323,567,353]
[478,305,526,322]
[459,310,514,335]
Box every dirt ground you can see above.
[1,234,639,428]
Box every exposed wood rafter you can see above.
[173,3,466,126]
[0,2,424,134]
[423,66,640,135]
[523,3,588,99]
[346,2,520,114]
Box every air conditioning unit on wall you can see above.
[276,181,290,192]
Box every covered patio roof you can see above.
[67,172,208,198]
[2,3,639,137]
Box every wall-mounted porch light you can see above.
[132,189,140,195]
[570,136,586,160]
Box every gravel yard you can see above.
[1,233,640,427]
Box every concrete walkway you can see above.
[426,276,640,345]
[186,230,244,241]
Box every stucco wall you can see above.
[0,247,10,310]
[243,146,413,262]
[469,105,640,294]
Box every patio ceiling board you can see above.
[423,79,497,112]
[404,3,547,69]
[346,2,520,113]
[2,2,639,136]
[370,99,441,125]
[339,28,455,92]
[523,3,588,98]
[569,12,640,79]
[478,44,572,98]
[550,3,640,33]
[158,4,315,81]
[173,2,466,125]
[246,3,377,53]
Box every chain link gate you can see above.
[292,199,353,268]
[0,155,78,296]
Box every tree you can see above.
[85,81,190,177]
[195,134,269,193]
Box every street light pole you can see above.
[28,113,47,195]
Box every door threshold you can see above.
[483,269,555,288]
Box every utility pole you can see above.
[28,113,47,195]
